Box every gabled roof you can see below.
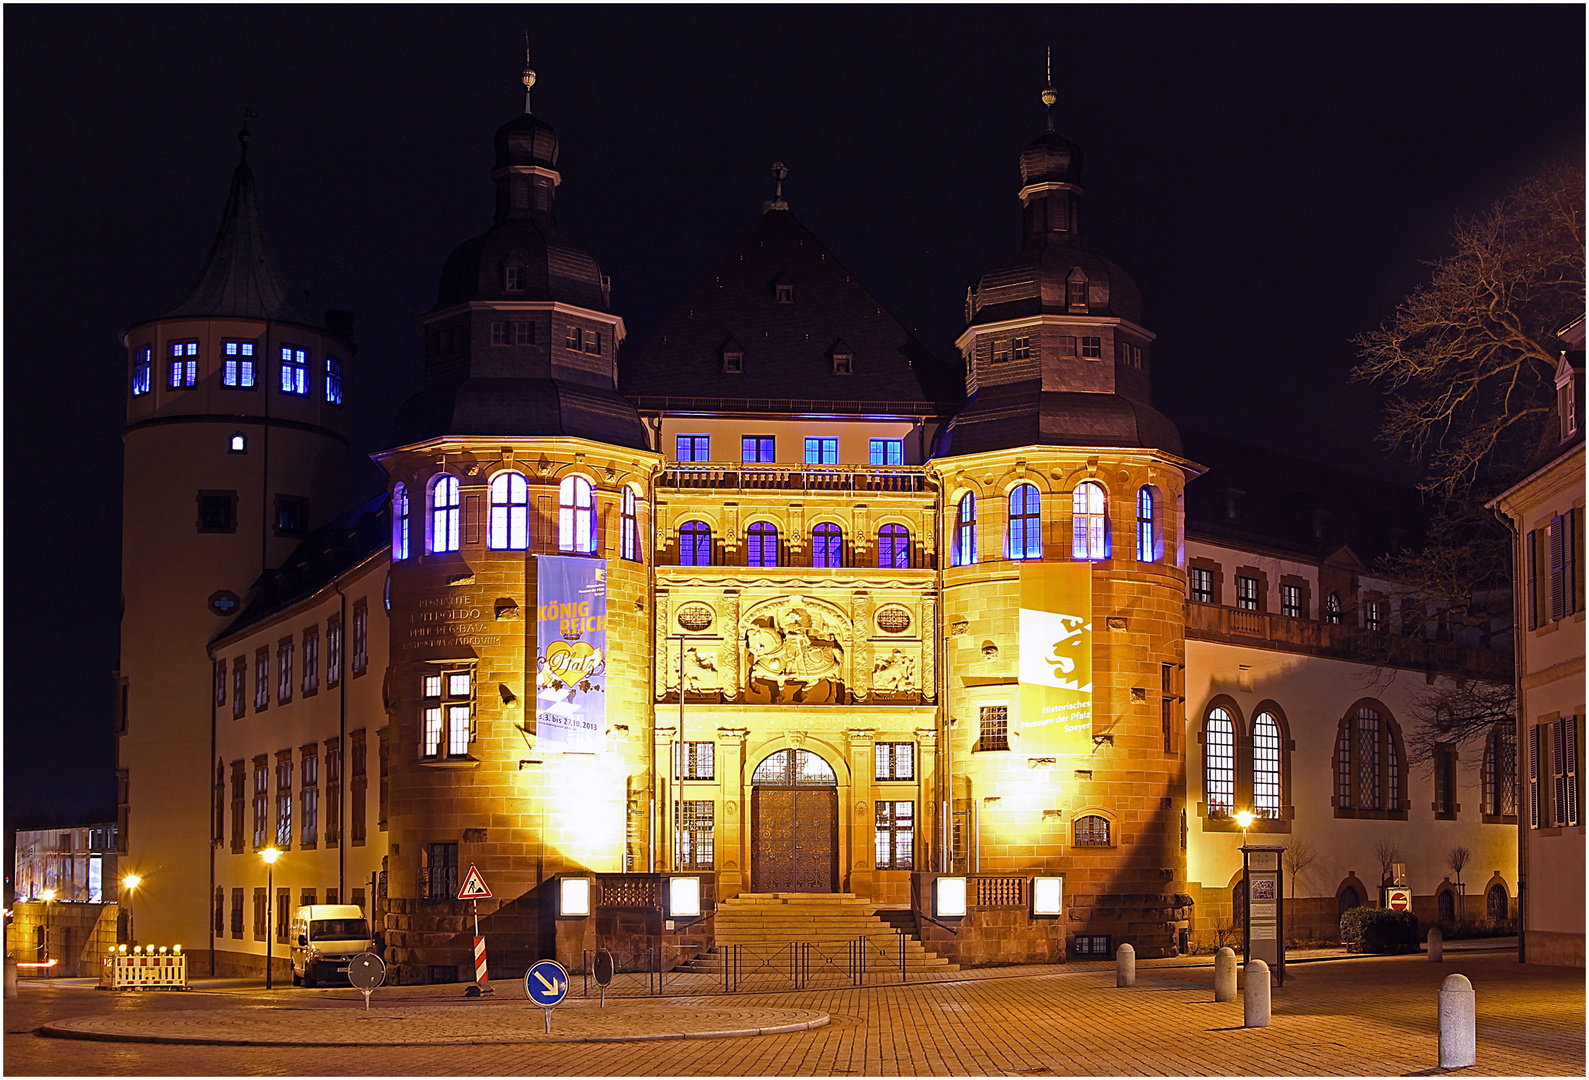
[621,209,959,414]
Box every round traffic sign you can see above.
[524,959,569,1006]
[593,948,614,987]
[1390,895,1409,911]
[348,952,386,990]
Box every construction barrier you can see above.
[99,953,187,990]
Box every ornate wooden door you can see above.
[751,787,838,892]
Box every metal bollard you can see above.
[1116,942,1136,987]
[1438,973,1476,1068]
[1243,959,1271,1027]
[1427,926,1443,963]
[1214,946,1237,1002]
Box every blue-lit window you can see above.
[869,438,904,466]
[812,523,843,568]
[1136,486,1158,563]
[222,341,256,387]
[877,523,911,569]
[952,494,977,567]
[747,522,780,567]
[559,475,596,554]
[169,341,198,388]
[804,437,838,464]
[676,434,710,462]
[279,346,309,395]
[1008,483,1041,560]
[620,488,640,561]
[131,346,152,396]
[1072,482,1108,560]
[429,475,460,553]
[679,520,712,566]
[742,436,776,463]
[489,471,530,550]
[325,357,343,405]
[392,483,410,560]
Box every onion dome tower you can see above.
[117,126,353,956]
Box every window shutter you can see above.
[1529,725,1540,829]
[1527,530,1539,630]
[1549,516,1567,621]
[1553,719,1569,827]
[1568,509,1582,617]
[1565,715,1580,827]
[1575,507,1586,614]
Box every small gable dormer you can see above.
[721,336,745,374]
[830,338,853,376]
[1066,268,1089,314]
[771,272,795,304]
[1554,351,1581,443]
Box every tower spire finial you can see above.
[763,161,789,213]
[521,33,537,114]
[238,106,258,163]
[1041,47,1057,133]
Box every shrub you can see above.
[1339,906,1420,953]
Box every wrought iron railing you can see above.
[658,463,929,494]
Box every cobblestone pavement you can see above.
[5,950,1582,1076]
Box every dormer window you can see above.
[775,283,794,303]
[131,346,152,396]
[831,339,853,375]
[1067,270,1089,314]
[583,331,602,356]
[1012,336,1032,361]
[724,350,743,374]
[992,339,1012,363]
[503,265,525,292]
[1557,357,1579,441]
[566,326,583,351]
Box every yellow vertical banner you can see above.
[1018,562,1093,755]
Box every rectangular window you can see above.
[1068,279,1088,311]
[1527,528,1540,630]
[254,648,269,711]
[232,658,246,720]
[275,752,293,848]
[301,748,319,847]
[231,887,244,939]
[1236,575,1259,611]
[427,842,459,901]
[1080,336,1102,359]
[676,801,714,870]
[324,357,343,405]
[875,801,915,870]
[1073,935,1111,957]
[992,339,1012,363]
[198,491,238,533]
[132,346,152,396]
[253,888,267,941]
[679,741,714,780]
[490,321,510,346]
[516,321,535,345]
[1055,336,1077,357]
[504,266,524,291]
[804,437,838,464]
[168,341,199,388]
[252,756,269,849]
[741,436,776,463]
[421,669,471,758]
[1012,336,1032,361]
[327,615,342,688]
[222,341,257,387]
[447,705,471,756]
[978,705,1010,752]
[351,600,368,675]
[277,888,290,943]
[675,434,710,462]
[869,438,904,466]
[1190,566,1214,604]
[566,326,583,350]
[230,760,245,853]
[275,495,308,538]
[584,330,603,356]
[277,640,294,705]
[1363,599,1384,633]
[1548,513,1577,621]
[1280,583,1302,619]
[1434,747,1457,818]
[875,742,915,780]
[302,629,319,697]
[279,346,309,395]
[1161,664,1177,754]
[350,732,367,845]
[214,659,228,708]
[325,737,341,845]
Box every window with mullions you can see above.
[254,649,270,711]
[1434,747,1458,818]
[303,629,319,697]
[676,434,710,462]
[392,483,410,560]
[325,357,343,405]
[1190,566,1214,604]
[559,475,596,553]
[682,741,714,780]
[742,436,776,463]
[1073,934,1112,956]
[1008,483,1041,559]
[978,705,1009,751]
[869,438,904,466]
[1204,707,1235,817]
[1324,592,1342,624]
[676,801,715,870]
[1136,487,1157,562]
[488,471,530,550]
[279,346,308,395]
[812,522,843,568]
[421,670,473,759]
[251,757,269,849]
[1482,723,1517,819]
[1253,712,1282,819]
[275,753,293,849]
[953,494,977,566]
[877,523,911,569]
[875,801,914,869]
[426,842,459,901]
[169,341,199,388]
[747,521,780,567]
[1236,575,1259,611]
[804,437,838,464]
[620,488,640,561]
[232,659,246,720]
[430,475,460,553]
[1335,703,1403,815]
[222,341,257,387]
[131,346,152,396]
[1075,815,1111,846]
[679,520,712,566]
[1072,482,1108,560]
[300,751,319,847]
[277,641,294,705]
[1281,583,1302,619]
[874,742,915,780]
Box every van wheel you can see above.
[304,971,317,988]
[292,970,302,987]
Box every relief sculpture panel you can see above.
[742,595,848,704]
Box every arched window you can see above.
[811,522,844,568]
[1253,711,1282,819]
[1072,482,1108,560]
[1074,815,1110,846]
[1486,883,1508,921]
[747,521,780,567]
[952,494,977,566]
[1437,889,1456,923]
[1338,885,1361,919]
[392,483,410,560]
[679,520,712,566]
[1204,707,1235,817]
[1335,702,1403,815]
[620,487,639,561]
[488,471,530,550]
[558,475,595,553]
[1325,592,1342,625]
[1482,723,1517,818]
[752,749,837,786]
[1008,483,1041,560]
[429,475,460,554]
[877,523,911,569]
[1136,486,1158,563]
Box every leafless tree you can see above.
[1402,677,1516,767]
[1283,839,1318,928]
[1373,839,1402,885]
[1447,845,1471,894]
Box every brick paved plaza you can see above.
[5,950,1583,1075]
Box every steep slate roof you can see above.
[164,136,317,326]
[621,209,960,413]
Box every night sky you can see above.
[4,6,1583,834]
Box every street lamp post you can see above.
[261,848,281,990]
[39,889,55,978]
[120,875,141,947]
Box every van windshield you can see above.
[310,919,369,940]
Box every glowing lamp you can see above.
[133,946,143,954]
[172,945,181,954]
[158,946,168,954]
[260,848,281,865]
[122,874,142,890]
[1234,810,1254,830]
[40,889,56,903]
[1032,876,1064,916]
[558,876,592,918]
[933,876,967,918]
[667,876,701,918]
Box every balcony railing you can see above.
[1187,603,1510,679]
[659,463,929,494]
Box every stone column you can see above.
[653,723,676,871]
[914,726,939,870]
[845,727,877,899]
[716,727,749,899]
[722,591,741,703]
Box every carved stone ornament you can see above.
[871,648,917,692]
[875,604,912,634]
[742,595,848,704]
[676,603,715,632]
[681,647,722,694]
[724,801,738,820]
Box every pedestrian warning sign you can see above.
[457,864,492,900]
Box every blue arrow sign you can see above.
[524,959,569,1006]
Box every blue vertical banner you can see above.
[535,556,608,753]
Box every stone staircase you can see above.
[678,892,958,973]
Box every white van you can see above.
[289,904,373,987]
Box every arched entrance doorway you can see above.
[751,749,839,892]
